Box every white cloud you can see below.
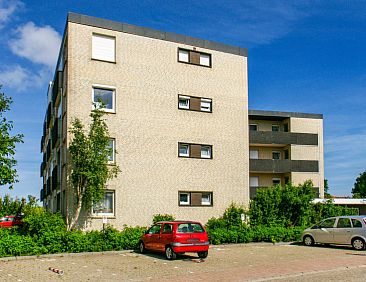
[0,64,49,92]
[0,0,22,27]
[9,21,61,69]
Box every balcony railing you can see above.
[250,159,319,173]
[249,131,318,146]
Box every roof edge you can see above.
[249,109,323,120]
[67,12,248,57]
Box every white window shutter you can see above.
[200,54,210,66]
[178,49,189,62]
[249,150,259,159]
[92,34,115,62]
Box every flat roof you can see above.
[249,109,323,120]
[67,12,248,57]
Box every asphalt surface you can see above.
[0,243,365,281]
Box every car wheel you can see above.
[198,251,208,259]
[165,246,176,260]
[303,235,314,246]
[352,238,365,250]
[139,242,145,254]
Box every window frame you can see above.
[178,191,213,207]
[92,190,115,217]
[178,143,190,157]
[200,146,212,159]
[92,84,116,113]
[91,33,116,63]
[272,178,281,185]
[272,151,281,160]
[108,138,116,164]
[272,125,280,132]
[177,48,212,68]
[178,142,213,159]
[178,95,190,110]
[177,94,212,113]
[249,124,258,131]
[179,192,190,206]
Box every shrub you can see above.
[152,214,175,224]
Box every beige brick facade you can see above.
[40,13,324,230]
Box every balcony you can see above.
[46,178,51,196]
[250,186,320,199]
[250,159,319,173]
[40,162,45,177]
[40,135,44,153]
[40,188,44,201]
[46,102,52,126]
[51,118,59,148]
[51,166,59,191]
[249,131,318,146]
[51,71,63,105]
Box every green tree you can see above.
[352,171,366,198]
[67,108,120,230]
[249,180,316,227]
[0,87,24,189]
[324,179,332,198]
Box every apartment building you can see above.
[248,110,324,199]
[40,13,249,229]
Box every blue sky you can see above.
[1,0,366,198]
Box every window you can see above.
[249,150,259,159]
[162,224,173,234]
[201,193,212,205]
[250,177,259,187]
[178,143,212,159]
[179,144,190,157]
[178,95,212,113]
[179,192,190,205]
[284,149,289,160]
[178,48,211,67]
[272,151,281,160]
[178,49,189,62]
[179,191,213,206]
[148,224,162,234]
[178,96,190,109]
[352,219,363,228]
[92,190,115,216]
[200,99,212,112]
[284,123,289,132]
[337,218,352,228]
[319,218,336,228]
[92,34,115,62]
[201,146,211,158]
[93,86,115,113]
[272,125,280,132]
[200,53,211,66]
[249,124,258,131]
[108,139,115,163]
[272,178,281,185]
[284,176,290,184]
[177,223,204,233]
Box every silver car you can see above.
[302,216,366,250]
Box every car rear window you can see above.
[177,223,204,233]
[352,219,363,228]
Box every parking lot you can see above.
[1,243,366,281]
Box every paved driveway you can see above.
[0,243,365,281]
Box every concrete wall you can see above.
[66,22,249,229]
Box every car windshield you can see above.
[177,223,204,233]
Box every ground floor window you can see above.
[92,190,115,216]
[178,191,213,206]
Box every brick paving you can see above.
[0,243,365,281]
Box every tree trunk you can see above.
[67,197,82,231]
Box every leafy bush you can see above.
[0,195,37,217]
[249,181,316,227]
[152,214,175,224]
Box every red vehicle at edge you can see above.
[0,215,23,228]
[139,221,209,260]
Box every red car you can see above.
[0,216,23,228]
[139,221,209,260]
